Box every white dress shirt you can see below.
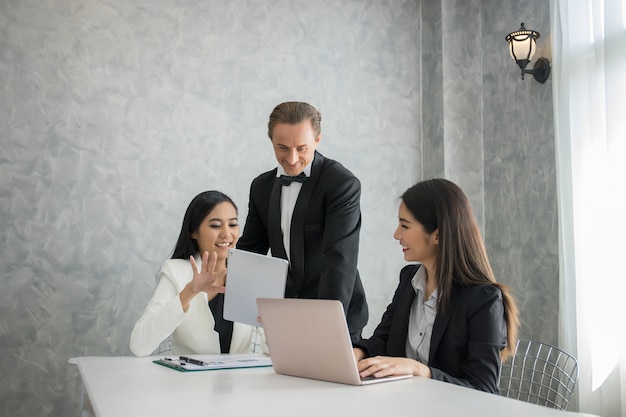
[405,266,438,363]
[276,164,312,260]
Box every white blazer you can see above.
[130,256,255,356]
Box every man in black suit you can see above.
[237,101,368,341]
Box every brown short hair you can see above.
[267,101,321,139]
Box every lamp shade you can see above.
[506,23,540,66]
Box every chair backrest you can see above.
[156,336,171,356]
[499,339,579,411]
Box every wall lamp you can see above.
[505,22,551,84]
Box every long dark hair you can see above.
[401,179,519,359]
[171,191,238,260]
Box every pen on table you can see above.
[162,358,185,368]
[179,356,210,366]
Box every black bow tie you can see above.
[279,173,308,186]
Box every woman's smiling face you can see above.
[393,201,438,265]
[191,201,239,262]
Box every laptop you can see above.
[223,249,289,327]
[256,298,413,385]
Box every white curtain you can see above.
[551,0,626,416]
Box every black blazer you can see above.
[354,264,507,393]
[237,151,368,340]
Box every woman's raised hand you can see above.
[189,251,226,299]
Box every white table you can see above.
[70,356,598,417]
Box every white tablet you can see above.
[223,249,289,327]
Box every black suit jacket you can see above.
[237,152,368,340]
[354,264,507,393]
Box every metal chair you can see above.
[156,336,172,356]
[499,339,579,411]
[249,326,262,353]
[155,328,264,355]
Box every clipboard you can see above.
[153,354,272,372]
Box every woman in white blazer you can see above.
[130,191,257,356]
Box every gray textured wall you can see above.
[0,0,557,415]
[480,0,557,343]
[420,0,557,342]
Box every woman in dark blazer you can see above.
[353,179,519,393]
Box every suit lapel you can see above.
[288,152,323,295]
[389,281,417,356]
[428,289,458,363]
[268,176,288,260]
